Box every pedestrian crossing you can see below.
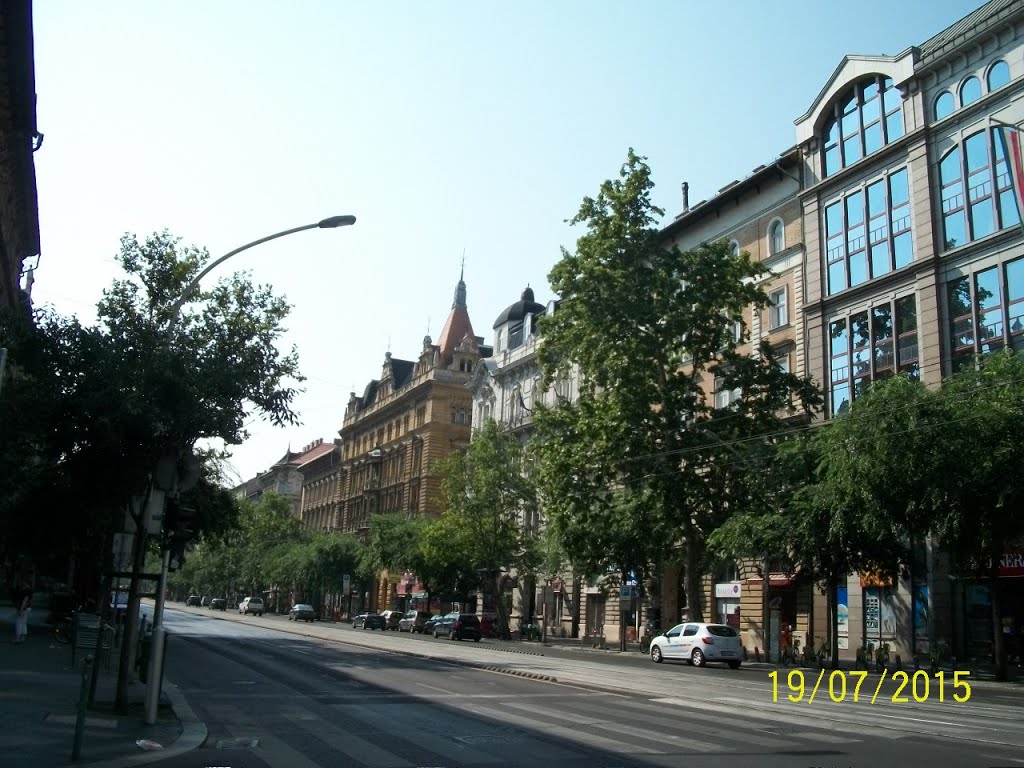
[188,691,887,767]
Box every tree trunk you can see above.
[116,495,149,714]
[683,522,704,622]
[571,575,581,639]
[493,572,510,640]
[829,574,840,669]
[989,541,1007,682]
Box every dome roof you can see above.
[493,287,544,329]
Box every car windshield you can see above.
[295,604,312,610]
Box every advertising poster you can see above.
[880,590,897,638]
[837,587,849,650]
[913,584,929,654]
[865,589,880,639]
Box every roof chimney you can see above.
[681,181,690,212]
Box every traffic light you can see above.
[163,500,197,545]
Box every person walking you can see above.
[13,586,31,643]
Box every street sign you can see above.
[343,574,351,595]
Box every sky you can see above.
[30,0,987,486]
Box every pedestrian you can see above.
[14,586,31,643]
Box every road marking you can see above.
[416,682,457,695]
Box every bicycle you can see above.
[53,618,72,644]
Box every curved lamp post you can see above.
[166,215,356,334]
[144,214,355,724]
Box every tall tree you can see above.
[933,349,1024,681]
[437,420,539,638]
[533,149,820,623]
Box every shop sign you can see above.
[966,551,1024,577]
[715,582,742,599]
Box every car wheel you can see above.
[288,616,293,621]
[474,636,480,643]
[433,629,440,638]
[651,646,663,664]
[691,649,706,667]
[728,660,741,669]
[449,629,457,641]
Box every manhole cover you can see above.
[452,734,519,745]
[215,738,260,749]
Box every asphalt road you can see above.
[150,605,1024,768]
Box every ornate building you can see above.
[337,271,491,611]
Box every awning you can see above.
[745,573,795,588]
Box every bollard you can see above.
[71,655,94,761]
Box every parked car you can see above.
[109,593,130,618]
[289,603,318,622]
[432,612,482,641]
[201,596,212,608]
[210,598,227,611]
[186,594,201,607]
[238,597,265,616]
[381,609,404,631]
[398,610,432,633]
[422,614,444,635]
[352,612,386,630]
[649,622,742,668]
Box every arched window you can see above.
[987,60,1010,91]
[768,219,784,255]
[933,91,954,120]
[960,76,982,106]
[822,75,903,177]
[939,129,1019,252]
[728,240,740,258]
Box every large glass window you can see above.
[769,220,784,255]
[829,296,918,416]
[947,257,1024,371]
[987,60,1010,91]
[940,129,1019,251]
[822,75,903,177]
[824,167,912,295]
[960,76,982,106]
[934,91,954,120]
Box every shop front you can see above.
[963,549,1024,662]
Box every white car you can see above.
[649,622,743,668]
[238,597,264,616]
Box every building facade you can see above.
[0,0,40,315]
[794,0,1024,662]
[337,272,491,611]
[297,438,342,531]
[233,439,335,518]
[658,148,811,656]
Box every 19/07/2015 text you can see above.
[768,669,972,704]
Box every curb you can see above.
[68,676,207,768]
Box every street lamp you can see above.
[166,215,356,334]
[143,214,355,724]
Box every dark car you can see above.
[289,603,317,622]
[422,614,443,635]
[210,598,227,611]
[353,612,386,630]
[432,612,482,641]
[381,610,404,631]
[186,595,201,607]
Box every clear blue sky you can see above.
[31,0,986,484]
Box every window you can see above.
[940,128,1019,251]
[824,167,912,295]
[496,329,504,353]
[934,91,954,120]
[768,219,784,255]
[987,60,1010,91]
[768,288,788,329]
[960,76,982,106]
[508,321,525,350]
[774,350,791,375]
[828,296,918,416]
[822,75,903,177]
[714,376,742,409]
[948,257,1024,370]
[728,240,740,258]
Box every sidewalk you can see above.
[0,602,204,768]
[535,634,1024,683]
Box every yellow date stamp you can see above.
[769,669,972,704]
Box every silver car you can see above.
[238,597,265,616]
[649,622,743,668]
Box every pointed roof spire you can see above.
[438,264,475,366]
[453,253,467,309]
